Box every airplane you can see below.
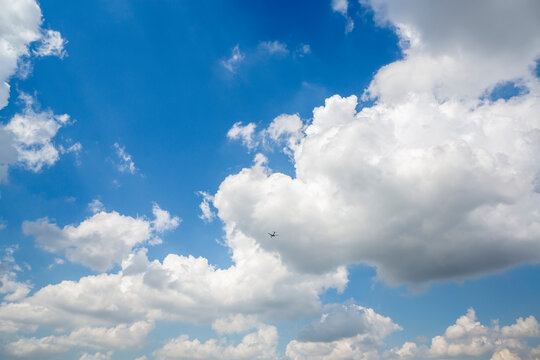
[268,231,278,238]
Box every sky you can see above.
[1,0,540,359]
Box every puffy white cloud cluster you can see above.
[197,191,216,222]
[79,351,113,360]
[33,29,67,58]
[3,0,540,358]
[227,122,257,150]
[287,303,401,360]
[0,0,67,109]
[2,321,152,359]
[22,204,179,272]
[0,0,71,181]
[362,0,540,103]
[0,246,31,303]
[217,91,540,285]
[228,113,304,156]
[153,323,278,360]
[0,217,346,355]
[384,309,540,360]
[217,0,540,285]
[1,94,79,176]
[0,0,41,109]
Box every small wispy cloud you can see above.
[88,199,105,213]
[226,122,258,150]
[331,0,354,33]
[258,40,289,55]
[47,257,65,270]
[221,45,245,73]
[34,30,67,59]
[197,191,216,222]
[296,44,311,57]
[113,143,137,174]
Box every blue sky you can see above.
[1,0,540,359]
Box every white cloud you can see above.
[0,246,32,302]
[214,75,540,286]
[151,202,181,232]
[212,314,261,335]
[34,29,67,58]
[286,302,400,360]
[46,257,65,270]
[296,44,311,57]
[0,216,346,336]
[79,351,113,360]
[0,94,75,179]
[3,321,152,358]
[0,0,41,109]
[296,302,401,343]
[197,191,216,222]
[384,309,540,360]
[22,204,179,271]
[208,0,539,286]
[0,0,67,109]
[362,0,540,103]
[259,40,289,56]
[113,142,137,174]
[501,316,540,338]
[264,113,304,156]
[228,113,304,155]
[153,324,278,360]
[491,349,521,360]
[0,1,71,182]
[88,199,105,214]
[59,141,82,155]
[227,122,258,150]
[331,0,354,33]
[222,45,245,73]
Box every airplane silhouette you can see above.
[268,231,278,238]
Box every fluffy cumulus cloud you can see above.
[153,323,278,360]
[4,1,540,358]
[33,29,67,58]
[228,113,304,156]
[0,0,67,109]
[0,209,346,354]
[2,321,152,359]
[362,0,540,103]
[79,352,113,360]
[384,309,540,360]
[0,94,78,182]
[214,0,540,285]
[197,191,216,222]
[0,246,32,303]
[286,303,401,360]
[0,0,41,109]
[227,121,258,150]
[22,204,179,271]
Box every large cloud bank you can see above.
[219,0,540,285]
